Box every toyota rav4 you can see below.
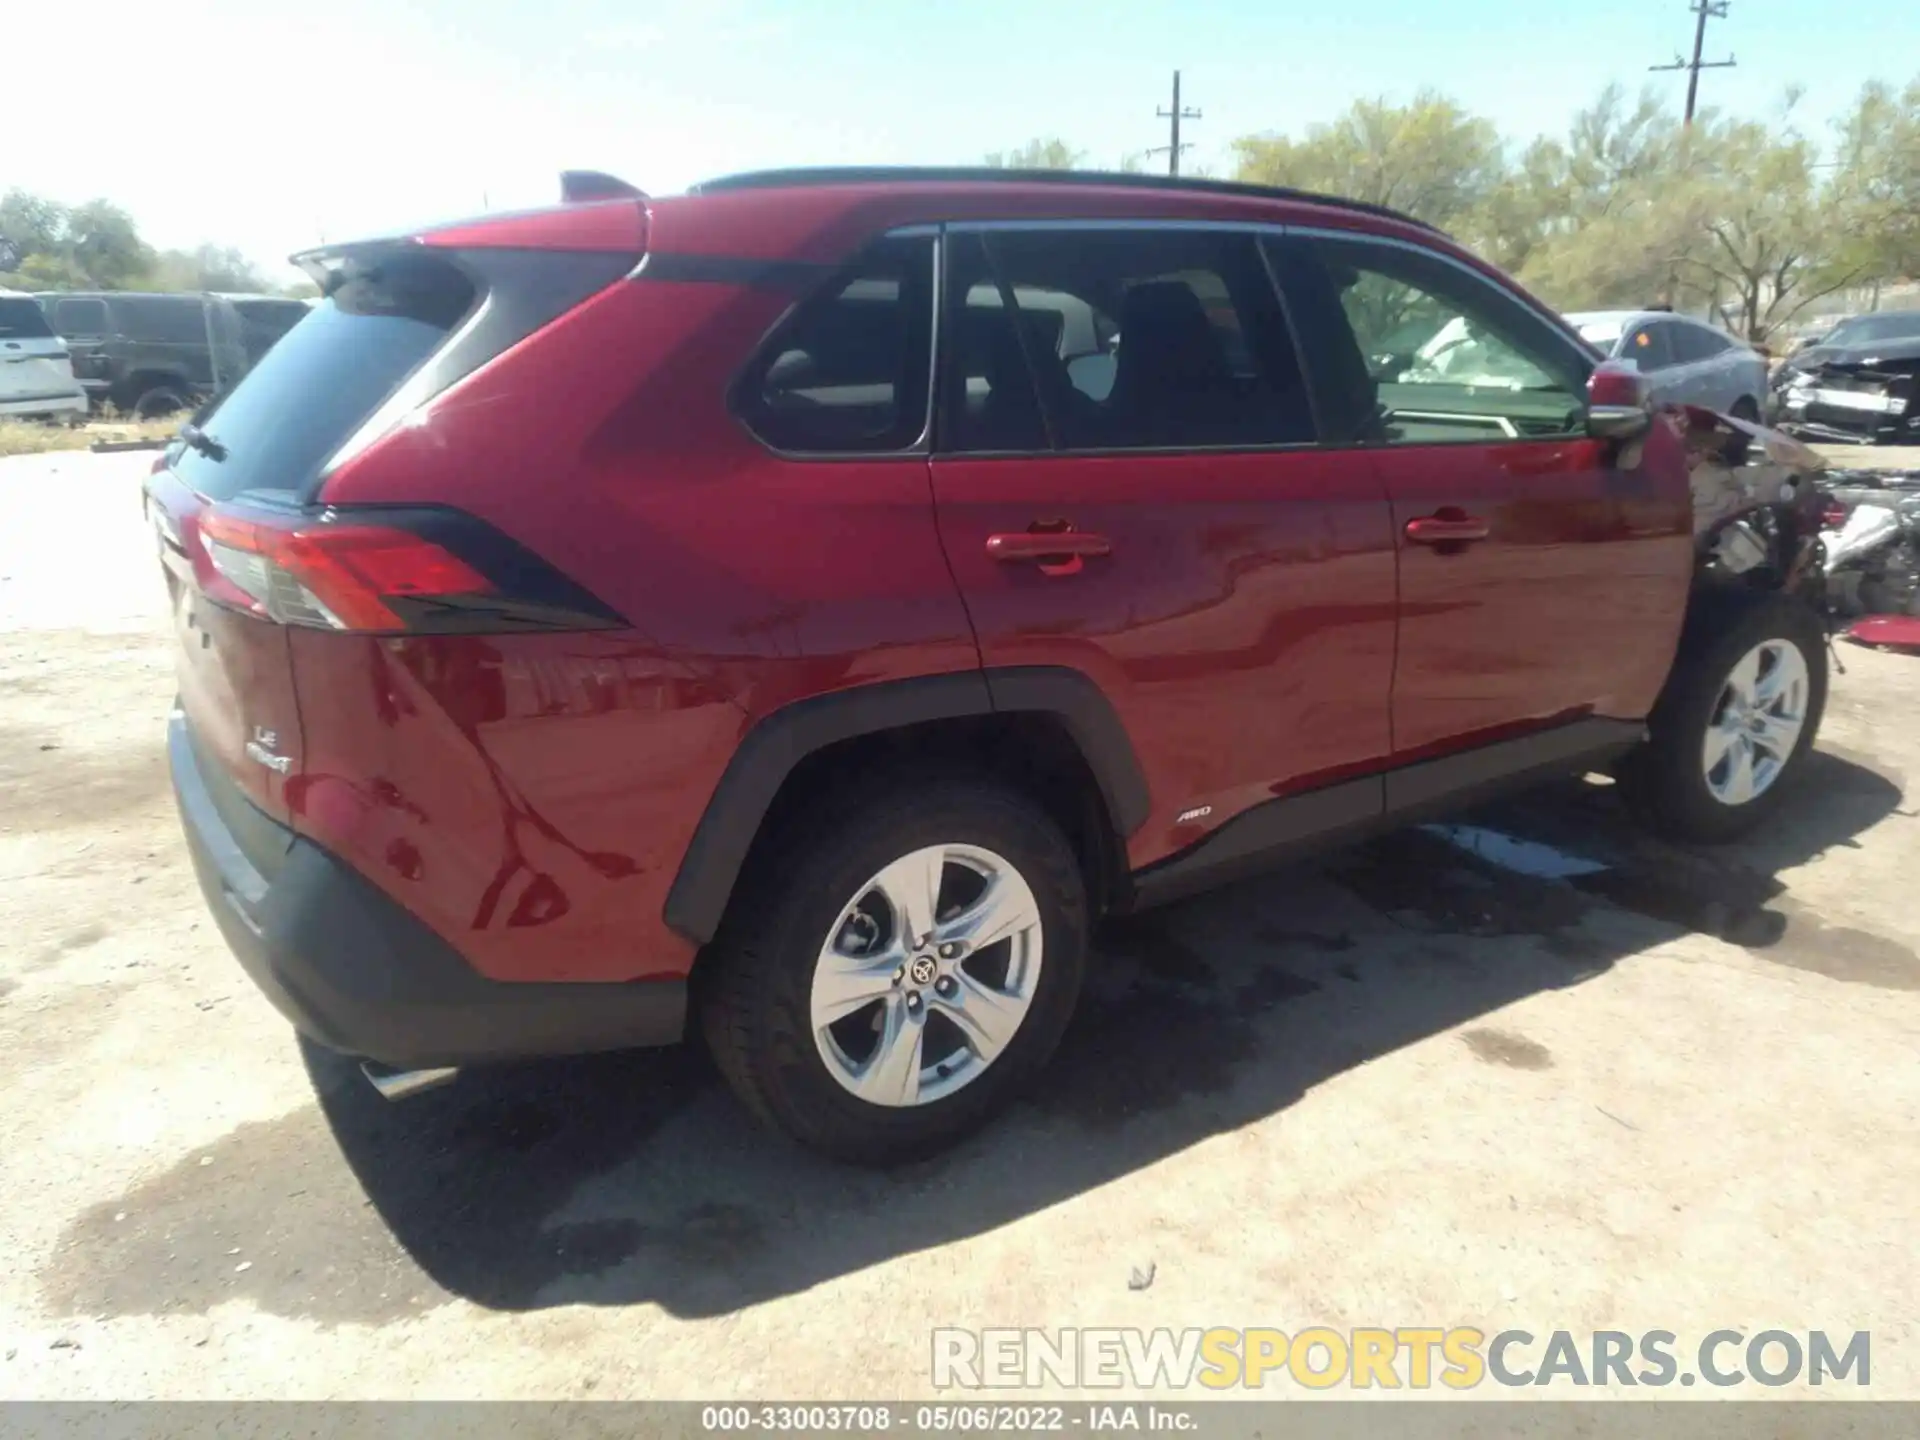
[153,168,1831,1163]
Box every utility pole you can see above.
[1148,70,1202,176]
[1650,0,1736,126]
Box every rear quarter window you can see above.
[733,234,935,454]
[170,253,476,502]
[50,298,110,335]
[115,296,210,344]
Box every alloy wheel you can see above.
[1702,638,1810,806]
[809,843,1043,1108]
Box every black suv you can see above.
[35,291,251,417]
[219,293,314,368]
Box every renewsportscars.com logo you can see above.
[931,1327,1872,1391]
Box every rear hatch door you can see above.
[0,295,80,407]
[146,226,639,837]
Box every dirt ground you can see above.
[2,450,1917,1401]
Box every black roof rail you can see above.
[688,166,1441,236]
[561,170,647,204]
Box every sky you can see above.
[8,0,1916,286]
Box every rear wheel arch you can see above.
[114,369,192,416]
[663,668,1148,946]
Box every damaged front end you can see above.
[1676,405,1830,607]
[1773,339,1920,447]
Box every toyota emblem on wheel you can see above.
[909,955,938,985]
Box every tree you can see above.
[0,190,67,263]
[1667,109,1869,340]
[984,138,1083,170]
[59,200,153,289]
[1828,77,1920,287]
[142,244,271,294]
[1231,91,1505,235]
[0,191,152,290]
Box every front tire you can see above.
[1628,593,1827,843]
[701,776,1088,1164]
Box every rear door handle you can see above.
[1404,513,1491,545]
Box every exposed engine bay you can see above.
[1822,468,1920,621]
[1672,405,1830,600]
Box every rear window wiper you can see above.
[178,423,228,462]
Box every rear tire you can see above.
[1626,593,1827,843]
[701,775,1088,1165]
[131,385,188,420]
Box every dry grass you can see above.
[0,415,179,459]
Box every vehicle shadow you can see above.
[304,747,1904,1319]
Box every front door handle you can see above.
[1404,512,1491,545]
[987,529,1111,577]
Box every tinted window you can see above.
[1670,322,1731,363]
[115,296,210,345]
[735,235,934,454]
[170,252,476,501]
[973,228,1315,451]
[938,233,1051,454]
[0,296,54,339]
[1624,322,1676,371]
[230,299,309,365]
[50,298,109,335]
[1270,234,1588,445]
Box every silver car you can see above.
[1566,310,1768,421]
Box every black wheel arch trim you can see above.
[663,666,1149,945]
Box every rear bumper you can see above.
[168,709,686,1069]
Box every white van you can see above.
[0,289,89,421]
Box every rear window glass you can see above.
[171,254,476,501]
[1575,320,1623,351]
[50,298,109,335]
[0,297,54,338]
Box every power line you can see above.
[1650,0,1736,126]
[1147,70,1202,177]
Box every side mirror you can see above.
[1587,361,1651,440]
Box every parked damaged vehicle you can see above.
[1768,312,1920,446]
[154,168,1844,1162]
[1822,468,1920,623]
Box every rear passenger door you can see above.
[930,225,1399,872]
[1265,231,1692,764]
[0,295,72,409]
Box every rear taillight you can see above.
[1822,499,1851,530]
[190,505,622,634]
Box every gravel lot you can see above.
[2,450,1916,1401]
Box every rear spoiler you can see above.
[291,172,649,287]
[560,170,647,204]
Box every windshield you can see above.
[1826,312,1920,347]
[1574,320,1624,350]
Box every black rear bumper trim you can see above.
[169,711,685,1068]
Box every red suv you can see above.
[154,168,1829,1162]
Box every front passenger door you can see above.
[1266,233,1692,765]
